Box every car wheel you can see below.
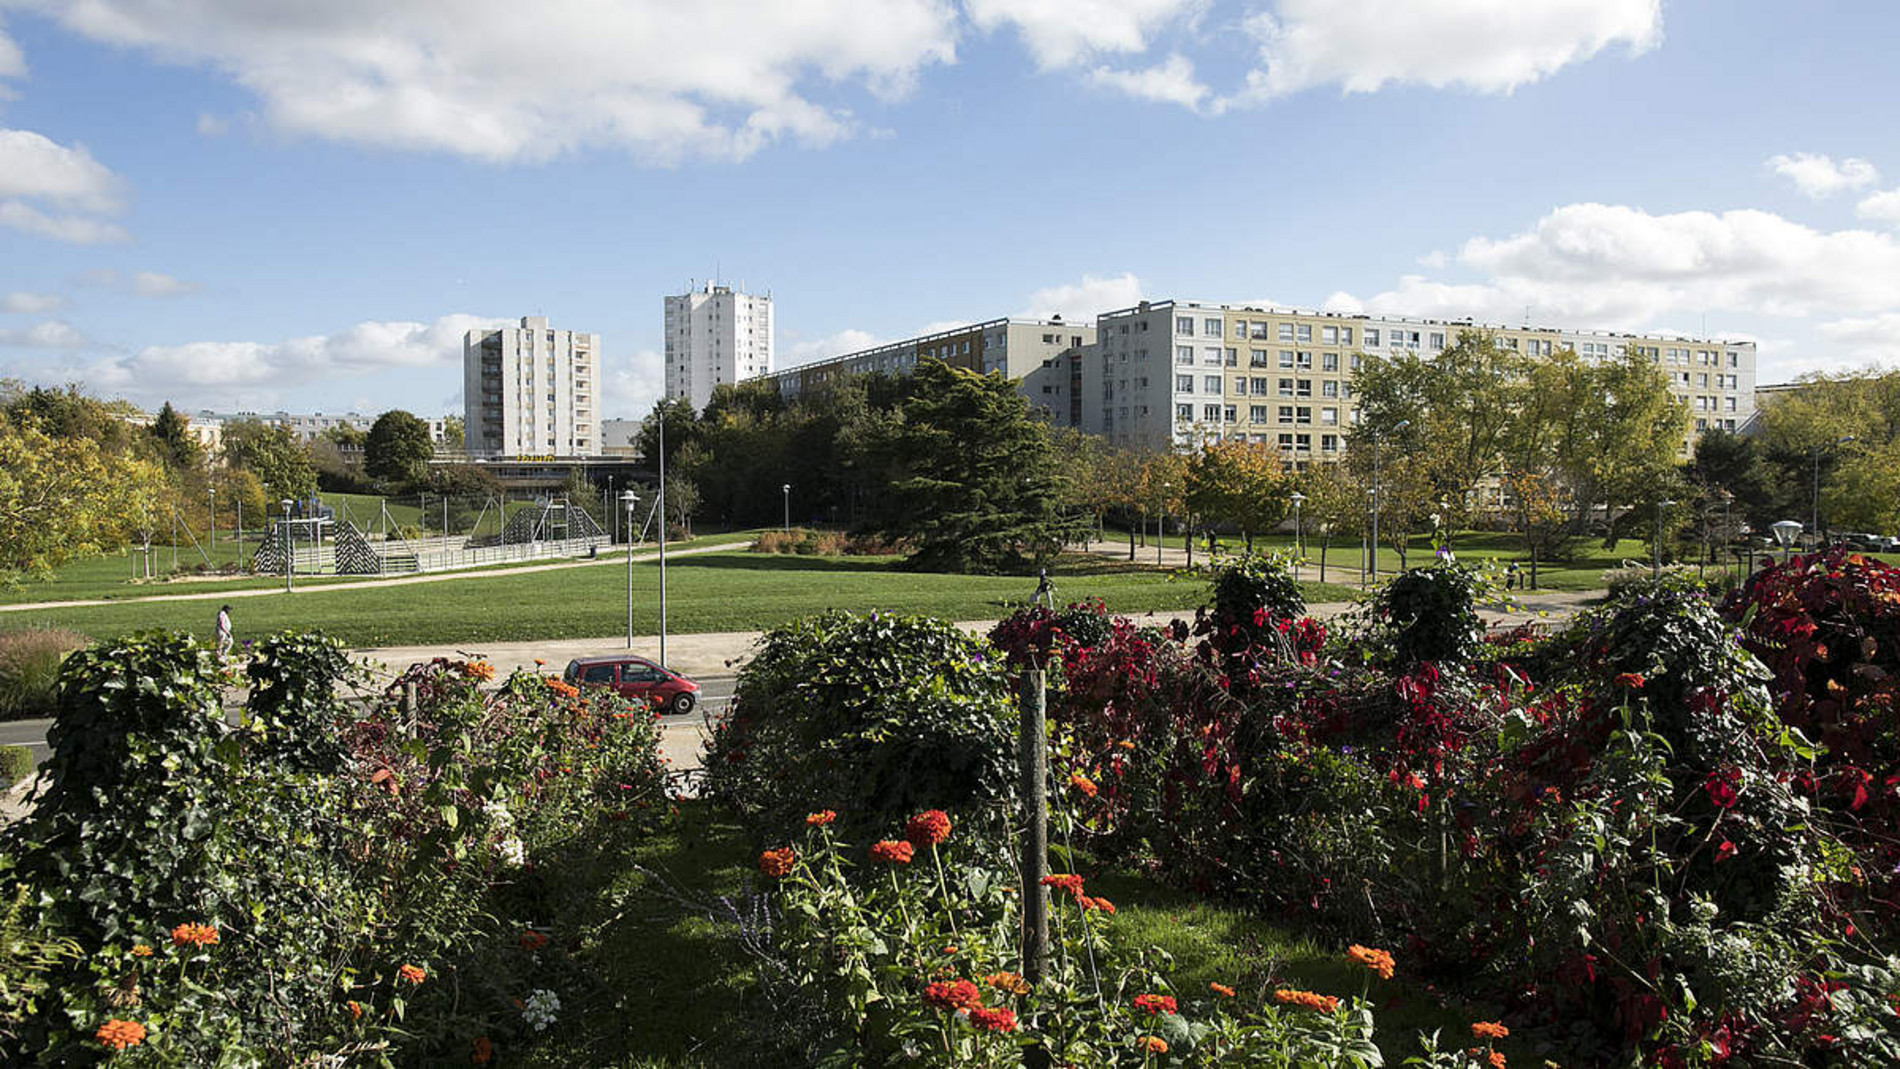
[669,691,697,716]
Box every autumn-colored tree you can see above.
[1293,461,1365,584]
[0,410,167,582]
[1185,439,1288,552]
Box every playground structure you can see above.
[251,494,611,577]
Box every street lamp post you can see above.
[281,499,294,592]
[1157,482,1169,566]
[1772,519,1804,565]
[1289,491,1306,581]
[657,416,669,668]
[1813,435,1856,549]
[1362,488,1375,589]
[1370,419,1410,584]
[1653,499,1677,577]
[782,483,791,533]
[208,487,216,552]
[622,491,639,649]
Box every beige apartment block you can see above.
[463,316,601,458]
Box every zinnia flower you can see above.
[905,809,953,847]
[1137,1035,1168,1054]
[985,971,1030,995]
[1614,672,1645,689]
[805,810,837,826]
[1039,873,1086,901]
[1132,993,1177,1015]
[870,839,915,864]
[347,1001,364,1020]
[1346,944,1395,980]
[1488,1053,1506,1069]
[758,847,796,878]
[1117,740,1136,750]
[95,1019,146,1051]
[466,661,497,682]
[969,1005,1018,1033]
[1070,771,1098,797]
[1471,1021,1509,1040]
[1081,895,1116,914]
[471,1035,494,1064]
[922,979,982,1011]
[169,923,218,948]
[130,944,153,958]
[398,964,426,985]
[1209,982,1236,998]
[519,930,550,951]
[1273,989,1340,1013]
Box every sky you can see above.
[1,0,1897,421]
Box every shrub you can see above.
[1364,561,1488,667]
[702,611,1016,843]
[0,744,30,788]
[0,627,85,720]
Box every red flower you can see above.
[519,930,550,951]
[398,964,426,985]
[1132,992,1178,1015]
[471,1035,494,1064]
[922,979,982,1011]
[758,847,796,878]
[1715,840,1736,863]
[1614,672,1646,689]
[870,839,915,864]
[805,810,837,826]
[1040,873,1086,901]
[905,810,953,847]
[1703,768,1741,809]
[969,1005,1018,1033]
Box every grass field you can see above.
[0,551,1357,648]
[513,800,1527,1068]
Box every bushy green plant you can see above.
[0,745,30,788]
[1210,553,1305,627]
[0,627,85,720]
[1366,561,1488,666]
[702,611,1017,843]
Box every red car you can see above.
[563,655,700,715]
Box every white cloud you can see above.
[1858,188,1900,226]
[1231,0,1660,103]
[1817,314,1900,364]
[74,268,200,296]
[0,17,24,80]
[0,126,130,243]
[782,328,883,368]
[1087,54,1210,110]
[600,349,664,419]
[195,113,228,136]
[1019,271,1144,321]
[0,320,88,349]
[84,313,510,397]
[967,0,1199,69]
[1768,153,1879,198]
[1,291,65,314]
[23,0,961,163]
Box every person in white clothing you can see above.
[215,604,233,658]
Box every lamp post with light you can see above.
[1289,490,1306,581]
[782,483,791,533]
[622,490,639,648]
[1772,519,1804,565]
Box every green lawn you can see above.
[1,551,1358,648]
[512,801,1523,1067]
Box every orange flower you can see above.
[922,978,982,1011]
[985,971,1030,995]
[758,847,796,878]
[1132,993,1177,1015]
[968,1005,1018,1033]
[533,658,547,667]
[519,930,550,951]
[1081,896,1116,914]
[1039,873,1086,901]
[398,964,426,985]
[1471,1021,1510,1040]
[347,1000,364,1020]
[95,1019,146,1051]
[1488,1053,1507,1069]
[169,922,218,948]
[1273,989,1340,1013]
[870,839,915,864]
[471,1035,494,1064]
[1069,771,1098,797]
[1346,944,1395,980]
[544,678,580,699]
[1614,672,1645,689]
[1117,739,1136,751]
[466,661,497,682]
[905,809,953,847]
[1137,1035,1168,1054]
[1209,982,1236,998]
[805,810,838,826]
[942,945,958,955]
[129,944,153,958]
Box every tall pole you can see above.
[782,483,791,533]
[282,499,294,593]
[208,487,216,552]
[235,498,243,568]
[658,416,668,668]
[1157,482,1168,566]
[623,492,638,649]
[1289,491,1305,581]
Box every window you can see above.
[1278,378,1295,396]
[1176,346,1194,365]
[1340,327,1353,345]
[1321,407,1338,424]
[1278,405,1294,422]
[1697,373,1708,387]
[1322,434,1339,452]
[1297,324,1313,342]
[1296,379,1312,397]
[1176,404,1193,421]
[1278,323,1295,342]
[1429,332,1445,350]
[1250,405,1269,423]
[1252,377,1271,394]
[1295,434,1311,451]
[1279,350,1295,368]
[1225,347,1238,366]
[1296,350,1313,369]
[1224,405,1237,422]
[1726,397,1737,411]
[1203,375,1222,393]
[1296,406,1312,424]
[1235,320,1249,338]
[1250,348,1269,367]
[1322,381,1339,397]
[1729,352,1740,367]
[1176,317,1194,335]
[1176,375,1194,393]
[1203,347,1222,366]
[1321,326,1338,344]
[1351,353,1363,370]
[1364,328,1380,348]
[1278,433,1294,450]
[1322,352,1339,371]
[1233,378,1248,395]
[1251,322,1271,340]
[1204,404,1223,421]
[582,664,616,684]
[1204,318,1222,337]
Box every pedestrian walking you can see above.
[215,604,233,658]
[1504,562,1519,590]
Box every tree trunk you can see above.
[1319,536,1331,583]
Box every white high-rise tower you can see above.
[663,281,773,411]
[463,316,601,457]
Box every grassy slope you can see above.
[515,801,1526,1067]
[1,552,1360,648]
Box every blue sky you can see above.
[1,0,1897,420]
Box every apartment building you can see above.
[1085,299,1757,460]
[665,281,774,411]
[761,317,1095,423]
[462,316,601,458]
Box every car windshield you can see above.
[563,661,579,682]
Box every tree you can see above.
[440,416,465,452]
[634,397,701,473]
[147,402,204,473]
[1184,440,1287,552]
[1294,461,1364,584]
[662,473,700,540]
[213,467,267,533]
[364,410,434,486]
[1757,370,1900,537]
[1502,470,1571,590]
[220,421,317,502]
[860,359,1083,573]
[0,410,164,582]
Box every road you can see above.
[1,674,738,769]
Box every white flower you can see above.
[523,987,562,1032]
[496,835,527,867]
